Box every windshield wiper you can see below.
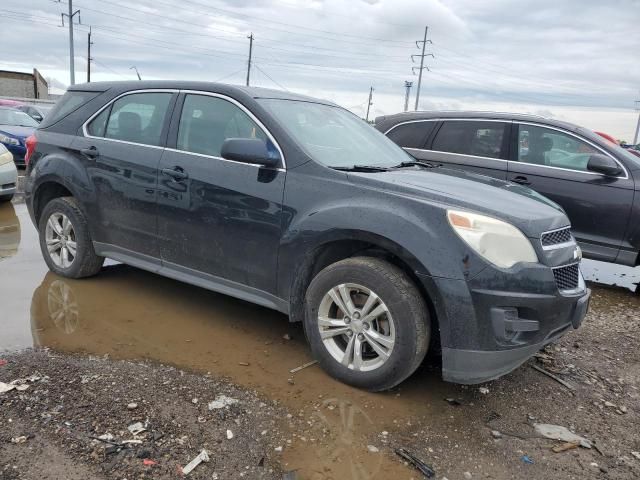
[392,160,436,169]
[331,165,390,172]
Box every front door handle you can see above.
[161,167,188,181]
[511,175,531,186]
[80,146,99,158]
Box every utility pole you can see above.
[130,66,141,80]
[246,33,254,86]
[365,86,374,122]
[634,99,640,145]
[86,26,93,83]
[404,81,413,112]
[411,26,434,111]
[60,0,81,85]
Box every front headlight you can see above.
[447,209,538,268]
[0,133,19,146]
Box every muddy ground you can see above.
[2,194,640,479]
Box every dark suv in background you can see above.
[377,111,640,267]
[25,82,589,390]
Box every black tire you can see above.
[0,194,13,203]
[304,256,430,391]
[38,196,104,279]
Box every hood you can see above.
[349,167,568,238]
[0,125,35,139]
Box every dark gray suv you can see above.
[377,111,640,267]
[25,81,589,390]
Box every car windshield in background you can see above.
[258,99,410,169]
[0,109,39,127]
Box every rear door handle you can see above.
[511,175,531,186]
[161,167,188,181]
[81,146,99,158]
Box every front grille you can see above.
[1,182,15,190]
[541,228,572,247]
[553,263,580,291]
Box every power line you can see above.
[365,86,374,122]
[253,64,289,91]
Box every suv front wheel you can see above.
[304,257,430,391]
[38,197,104,278]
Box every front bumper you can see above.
[0,160,18,197]
[418,261,590,384]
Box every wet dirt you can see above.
[2,201,640,479]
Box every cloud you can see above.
[1,0,638,138]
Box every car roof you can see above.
[68,80,338,107]
[375,110,581,132]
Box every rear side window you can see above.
[432,120,507,159]
[88,92,172,146]
[42,91,99,126]
[386,121,434,148]
[177,94,274,158]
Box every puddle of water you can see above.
[3,203,450,478]
[1,201,638,479]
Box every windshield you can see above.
[0,109,38,127]
[258,99,410,168]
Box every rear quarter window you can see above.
[386,121,434,148]
[40,91,100,127]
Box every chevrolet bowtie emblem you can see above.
[573,246,582,261]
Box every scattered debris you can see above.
[182,449,210,475]
[0,359,7,367]
[552,442,580,453]
[444,398,461,406]
[127,402,138,410]
[289,360,318,374]
[521,455,534,464]
[534,424,592,448]
[143,459,157,466]
[127,422,146,436]
[238,362,250,366]
[226,429,234,440]
[208,395,239,410]
[287,378,295,385]
[395,447,435,478]
[367,445,379,453]
[463,472,472,480]
[490,430,502,439]
[282,471,299,480]
[10,436,28,444]
[479,387,489,394]
[531,365,575,391]
[282,334,291,341]
[274,446,283,453]
[121,439,143,445]
[631,452,640,460]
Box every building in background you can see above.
[0,69,49,100]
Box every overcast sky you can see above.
[2,0,639,139]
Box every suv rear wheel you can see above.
[304,257,430,391]
[38,197,104,278]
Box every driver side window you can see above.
[516,124,600,172]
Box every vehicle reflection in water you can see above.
[0,202,20,260]
[30,266,445,479]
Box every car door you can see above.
[72,90,176,259]
[507,122,634,262]
[415,119,511,180]
[157,92,285,295]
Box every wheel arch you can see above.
[285,230,441,351]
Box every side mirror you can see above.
[33,114,43,122]
[587,154,621,176]
[220,138,279,167]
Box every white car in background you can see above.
[0,143,17,202]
